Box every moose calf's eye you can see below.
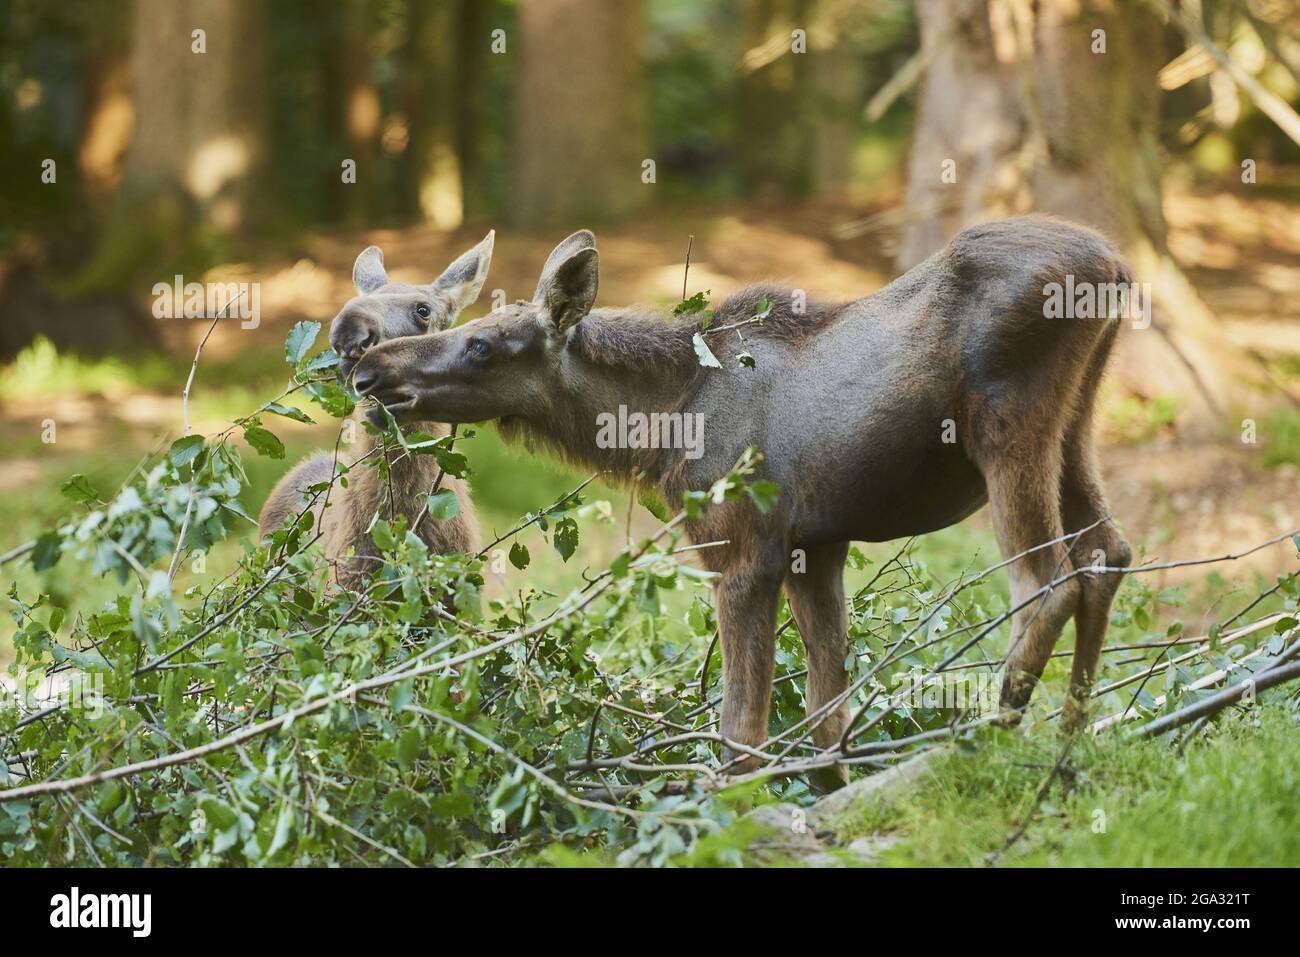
[469,338,490,358]
[414,303,432,322]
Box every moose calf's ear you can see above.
[540,247,599,333]
[433,229,495,322]
[353,246,389,295]
[533,230,596,302]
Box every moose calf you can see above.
[259,235,494,587]
[353,218,1133,783]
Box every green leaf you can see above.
[747,480,781,513]
[200,798,239,831]
[691,332,722,369]
[60,474,99,503]
[30,532,62,572]
[754,294,772,319]
[509,542,530,570]
[432,446,470,478]
[243,425,286,459]
[396,727,421,770]
[1155,586,1186,607]
[426,489,460,521]
[736,351,755,368]
[372,521,399,552]
[304,380,356,418]
[168,434,206,467]
[303,348,340,373]
[639,489,669,522]
[610,552,631,579]
[262,401,315,424]
[266,803,295,859]
[553,517,579,562]
[673,291,710,317]
[285,320,321,365]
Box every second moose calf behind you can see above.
[258,234,494,587]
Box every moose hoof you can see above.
[993,708,1025,729]
[807,762,849,795]
[721,746,761,778]
[998,670,1036,720]
[1060,694,1091,734]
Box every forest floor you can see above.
[715,703,1300,867]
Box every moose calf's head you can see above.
[331,231,495,381]
[353,230,600,427]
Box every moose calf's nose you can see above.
[342,329,378,358]
[330,304,381,357]
[352,365,379,395]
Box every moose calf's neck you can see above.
[356,416,452,522]
[510,306,706,489]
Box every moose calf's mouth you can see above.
[364,392,416,426]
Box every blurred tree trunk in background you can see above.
[401,0,468,229]
[455,0,489,222]
[342,0,381,226]
[738,0,864,201]
[808,12,865,201]
[77,12,133,204]
[514,0,649,226]
[398,0,492,229]
[739,0,813,198]
[0,4,142,360]
[70,0,267,296]
[900,0,1267,432]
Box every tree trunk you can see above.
[342,0,381,227]
[900,0,1268,432]
[401,0,463,229]
[455,0,489,221]
[738,0,814,199]
[69,0,267,296]
[513,0,649,227]
[808,33,863,202]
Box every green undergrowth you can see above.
[829,702,1300,867]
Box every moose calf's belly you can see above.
[790,440,988,545]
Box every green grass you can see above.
[1261,408,1300,468]
[1104,392,1179,444]
[828,703,1300,867]
[0,335,300,403]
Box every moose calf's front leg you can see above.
[714,563,783,774]
[784,542,852,790]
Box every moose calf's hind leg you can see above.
[1060,445,1131,730]
[714,562,784,774]
[985,455,1082,719]
[784,542,851,790]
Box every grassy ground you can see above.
[827,702,1300,867]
